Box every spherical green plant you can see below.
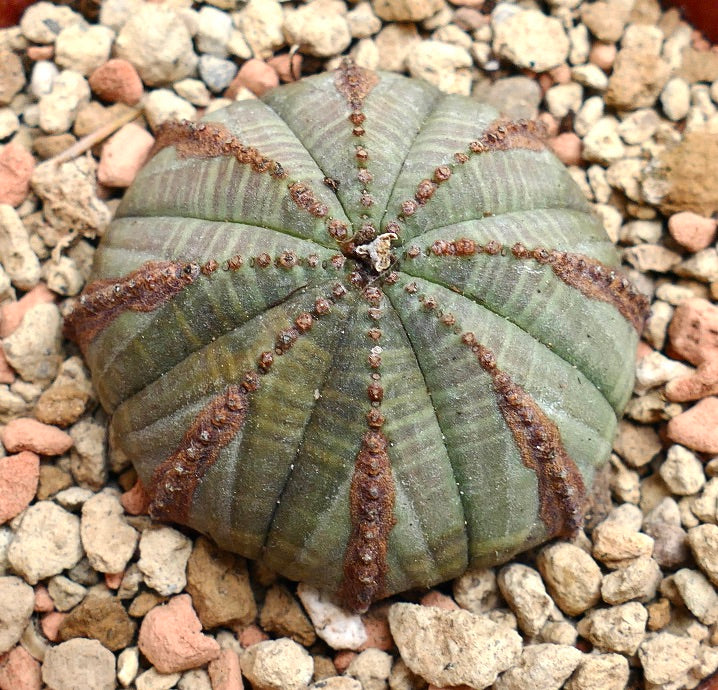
[65,59,648,612]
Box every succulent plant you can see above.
[65,59,648,612]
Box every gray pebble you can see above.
[47,574,87,611]
[480,76,542,120]
[198,54,237,94]
[42,638,116,690]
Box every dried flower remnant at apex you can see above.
[65,59,647,611]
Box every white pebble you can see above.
[388,602,522,689]
[494,643,582,690]
[0,576,34,653]
[660,444,706,495]
[81,488,139,574]
[54,24,115,76]
[492,8,569,72]
[497,564,553,637]
[296,583,367,650]
[545,82,583,119]
[572,64,608,90]
[582,116,625,165]
[37,69,90,134]
[661,77,691,121]
[600,556,661,604]
[576,602,647,655]
[240,638,314,690]
[117,646,140,687]
[138,525,192,596]
[143,89,197,130]
[8,501,83,585]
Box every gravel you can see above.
[2,0,718,687]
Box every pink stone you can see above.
[420,590,461,611]
[590,42,617,71]
[667,396,718,454]
[668,299,718,366]
[665,298,718,401]
[208,649,243,690]
[138,594,221,674]
[1,418,73,456]
[538,72,553,95]
[0,349,14,384]
[41,612,66,642]
[636,340,653,361]
[668,211,717,252]
[227,59,279,98]
[267,54,303,83]
[666,363,718,402]
[26,45,54,61]
[236,623,269,648]
[549,63,572,84]
[0,142,34,208]
[34,586,54,613]
[120,480,150,515]
[0,284,55,338]
[0,451,39,524]
[333,650,357,674]
[97,123,154,188]
[358,605,393,651]
[443,0,484,7]
[549,132,583,166]
[537,112,559,138]
[88,59,143,106]
[104,572,123,589]
[0,645,42,690]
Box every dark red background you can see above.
[669,0,718,43]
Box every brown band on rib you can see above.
[463,334,587,538]
[63,260,201,353]
[334,58,379,213]
[340,294,395,612]
[467,118,548,156]
[334,57,378,118]
[149,120,288,179]
[510,243,650,333]
[288,182,329,218]
[340,430,396,613]
[392,119,547,223]
[147,379,257,523]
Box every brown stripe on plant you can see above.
[405,238,649,334]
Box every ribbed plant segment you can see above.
[66,59,648,612]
